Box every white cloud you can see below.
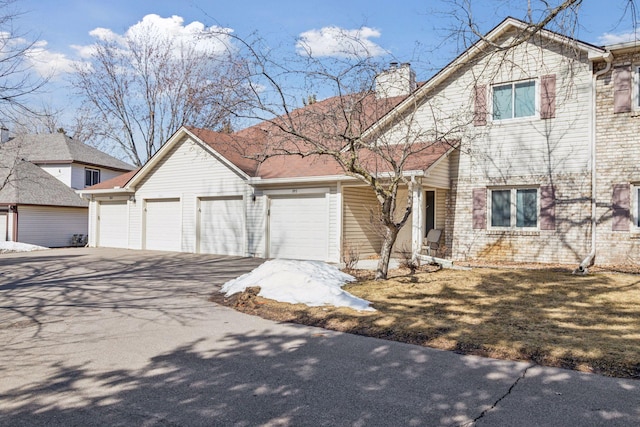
[25,40,81,79]
[296,26,387,58]
[598,30,639,45]
[121,14,234,57]
[24,14,235,78]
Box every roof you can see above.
[186,91,415,180]
[364,17,608,138]
[3,133,135,171]
[87,169,139,190]
[0,159,88,207]
[83,88,454,192]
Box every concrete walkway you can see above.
[0,248,638,426]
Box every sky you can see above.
[10,0,640,129]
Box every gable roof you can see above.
[364,17,608,138]
[81,73,459,191]
[0,159,88,207]
[3,133,135,171]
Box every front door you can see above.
[425,190,435,236]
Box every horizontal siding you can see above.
[343,186,383,259]
[436,190,447,231]
[39,164,72,188]
[132,136,251,253]
[18,205,88,247]
[342,186,413,259]
[426,157,451,189]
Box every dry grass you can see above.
[211,265,640,379]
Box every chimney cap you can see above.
[389,61,399,69]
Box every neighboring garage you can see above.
[144,198,181,251]
[0,210,7,241]
[18,206,88,247]
[198,196,245,256]
[268,193,328,261]
[97,200,128,248]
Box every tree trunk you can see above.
[375,226,399,280]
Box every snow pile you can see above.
[0,241,48,254]
[221,259,375,311]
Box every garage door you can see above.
[198,196,244,256]
[144,198,181,251]
[98,201,128,248]
[269,194,328,261]
[0,212,6,241]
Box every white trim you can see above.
[633,65,640,111]
[363,18,606,139]
[490,78,539,123]
[633,185,640,230]
[263,187,330,196]
[487,186,540,230]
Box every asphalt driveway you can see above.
[0,248,638,426]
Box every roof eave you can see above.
[364,18,607,138]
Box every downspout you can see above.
[575,51,613,274]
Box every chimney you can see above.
[374,62,417,99]
[0,127,9,143]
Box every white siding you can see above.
[131,136,251,253]
[39,164,72,187]
[71,164,131,190]
[17,206,88,247]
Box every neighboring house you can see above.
[0,133,135,247]
[81,17,640,268]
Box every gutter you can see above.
[248,170,426,186]
[575,51,613,274]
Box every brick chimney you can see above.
[374,62,416,99]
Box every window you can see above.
[492,80,536,120]
[85,168,100,187]
[490,188,538,229]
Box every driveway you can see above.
[0,248,638,426]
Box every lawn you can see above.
[212,265,640,379]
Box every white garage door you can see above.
[144,198,181,251]
[198,196,244,256]
[98,201,128,248]
[0,212,7,241]
[269,194,328,261]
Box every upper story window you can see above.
[490,187,538,229]
[85,168,100,187]
[492,80,536,120]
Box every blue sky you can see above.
[12,0,640,124]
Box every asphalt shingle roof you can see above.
[0,159,88,207]
[3,133,135,171]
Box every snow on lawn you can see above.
[0,241,48,253]
[221,259,375,311]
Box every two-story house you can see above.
[0,133,135,247]
[80,17,640,270]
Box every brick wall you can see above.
[594,52,640,265]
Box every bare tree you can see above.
[218,34,465,280]
[71,20,249,166]
[0,0,48,125]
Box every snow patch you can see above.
[221,259,374,311]
[0,241,49,253]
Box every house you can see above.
[0,133,135,247]
[79,67,454,260]
[81,17,640,269]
